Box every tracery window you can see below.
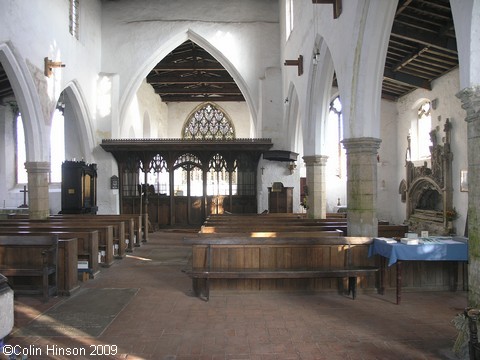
[182,103,235,140]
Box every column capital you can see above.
[456,86,480,123]
[24,161,51,173]
[341,137,382,154]
[302,155,328,166]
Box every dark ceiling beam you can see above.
[152,62,225,71]
[154,84,242,95]
[392,45,430,72]
[390,23,457,53]
[396,0,414,16]
[312,0,342,19]
[160,95,245,102]
[162,51,217,64]
[147,73,234,84]
[383,68,431,90]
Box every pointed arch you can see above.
[61,81,96,162]
[305,36,335,156]
[120,30,256,135]
[285,84,300,153]
[0,42,47,161]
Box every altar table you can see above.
[369,237,468,304]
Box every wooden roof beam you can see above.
[312,0,342,19]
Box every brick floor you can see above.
[1,230,469,360]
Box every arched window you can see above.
[50,109,65,183]
[182,103,235,140]
[325,95,347,209]
[326,96,344,178]
[15,114,27,184]
[16,108,66,184]
[415,101,432,160]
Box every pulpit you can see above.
[268,183,293,213]
[61,160,98,214]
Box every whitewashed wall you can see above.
[100,0,280,139]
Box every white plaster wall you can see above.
[395,69,468,234]
[257,157,301,214]
[99,0,280,137]
[123,80,168,138]
[167,102,251,138]
[377,99,399,223]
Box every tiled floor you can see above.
[1,230,469,359]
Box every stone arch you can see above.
[0,42,47,161]
[285,84,300,153]
[61,81,96,162]
[305,36,335,156]
[120,30,256,135]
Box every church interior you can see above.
[1,0,480,358]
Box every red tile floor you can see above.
[1,230,469,360]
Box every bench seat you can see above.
[0,235,58,301]
[186,266,379,301]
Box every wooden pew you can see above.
[36,218,126,258]
[194,230,344,238]
[57,237,80,295]
[200,224,347,233]
[50,214,142,250]
[0,222,115,267]
[0,235,60,301]
[183,236,379,301]
[10,213,148,244]
[0,229,99,278]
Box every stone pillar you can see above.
[25,161,50,220]
[341,137,381,236]
[457,86,480,306]
[303,155,328,219]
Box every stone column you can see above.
[24,161,50,220]
[302,155,328,219]
[341,137,381,236]
[457,86,480,306]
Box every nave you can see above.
[2,229,467,360]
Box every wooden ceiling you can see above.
[146,41,244,102]
[382,0,457,101]
[0,0,458,106]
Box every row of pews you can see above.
[0,213,148,300]
[184,213,408,300]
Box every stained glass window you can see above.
[182,103,235,140]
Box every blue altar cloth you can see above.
[368,237,468,267]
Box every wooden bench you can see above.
[50,214,141,251]
[0,229,99,278]
[0,235,59,301]
[0,222,115,267]
[183,236,379,301]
